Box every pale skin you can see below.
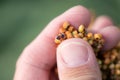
[14,5,120,80]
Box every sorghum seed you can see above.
[73,34,80,38]
[87,32,93,39]
[72,30,78,35]
[54,38,61,44]
[63,21,70,29]
[65,31,73,39]
[109,63,115,69]
[60,33,66,39]
[94,33,102,40]
[78,24,85,33]
[115,64,120,69]
[59,28,66,33]
[68,26,74,32]
[116,70,120,75]
[104,58,110,64]
[88,40,94,45]
[82,37,88,41]
[78,33,84,38]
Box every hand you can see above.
[14,5,120,80]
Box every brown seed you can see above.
[78,25,85,33]
[63,21,70,29]
[60,33,66,40]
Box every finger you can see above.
[91,16,113,32]
[57,39,101,80]
[14,5,91,80]
[98,26,120,50]
[90,16,120,50]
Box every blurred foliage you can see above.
[0,0,120,80]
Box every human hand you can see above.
[14,5,120,80]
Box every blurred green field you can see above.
[0,0,120,80]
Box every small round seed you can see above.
[82,37,88,41]
[65,31,73,39]
[88,40,94,45]
[109,63,115,69]
[59,28,66,33]
[115,64,120,69]
[87,32,93,39]
[68,26,74,32]
[78,25,85,33]
[78,33,84,38]
[63,21,70,29]
[72,30,78,35]
[104,58,110,65]
[116,69,120,75]
[94,33,102,40]
[54,38,61,44]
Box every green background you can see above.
[0,0,120,80]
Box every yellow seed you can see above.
[68,26,74,32]
[94,33,102,40]
[87,32,93,39]
[78,24,85,33]
[63,21,70,29]
[88,40,94,45]
[54,39,61,44]
[72,30,78,35]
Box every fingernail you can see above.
[60,42,88,67]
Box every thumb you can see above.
[57,38,102,80]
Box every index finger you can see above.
[14,5,91,80]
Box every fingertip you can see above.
[62,5,91,27]
[57,38,101,80]
[92,16,113,32]
[99,26,120,50]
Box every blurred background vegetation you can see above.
[0,0,120,80]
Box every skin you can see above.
[14,5,120,80]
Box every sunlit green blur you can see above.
[0,0,120,80]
